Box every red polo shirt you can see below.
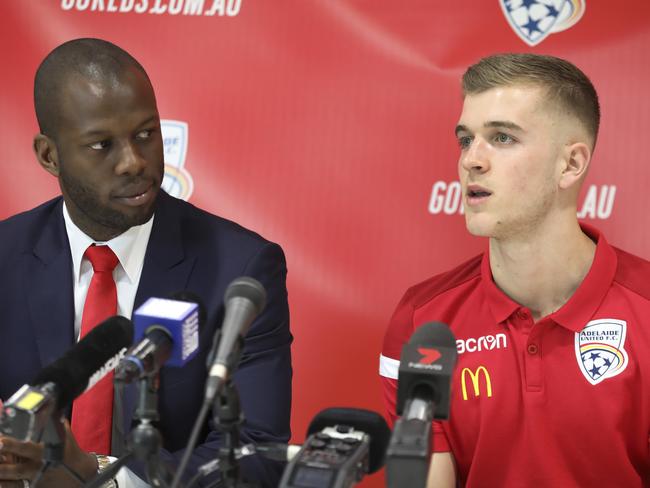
[380,225,650,487]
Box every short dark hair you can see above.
[34,38,151,138]
[462,53,600,148]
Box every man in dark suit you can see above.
[0,38,292,487]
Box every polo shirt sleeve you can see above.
[380,288,416,422]
[380,287,452,453]
[432,421,451,452]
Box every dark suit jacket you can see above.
[0,191,292,487]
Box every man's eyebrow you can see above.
[136,115,160,127]
[484,120,524,132]
[78,116,160,139]
[455,121,524,137]
[78,129,111,139]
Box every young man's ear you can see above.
[558,141,591,190]
[33,134,60,177]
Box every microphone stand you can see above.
[173,335,261,488]
[84,375,171,488]
[211,380,242,487]
[385,397,433,488]
[206,336,258,488]
[208,384,257,487]
[132,374,173,487]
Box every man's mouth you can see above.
[122,189,149,199]
[467,185,492,198]
[466,185,492,207]
[114,182,156,206]
[467,189,492,198]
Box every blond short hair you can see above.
[462,53,600,147]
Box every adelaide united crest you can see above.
[575,319,629,386]
[161,119,194,201]
[500,0,586,46]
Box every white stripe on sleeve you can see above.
[379,354,400,379]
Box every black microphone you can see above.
[395,322,457,420]
[276,407,391,488]
[204,276,267,404]
[0,316,134,441]
[114,292,205,383]
[386,322,457,488]
[171,279,267,488]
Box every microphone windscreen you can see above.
[409,321,456,348]
[306,407,391,474]
[31,315,134,409]
[224,277,267,314]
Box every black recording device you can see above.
[278,407,390,488]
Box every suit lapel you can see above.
[124,192,197,433]
[27,199,75,369]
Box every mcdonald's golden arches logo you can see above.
[461,366,493,401]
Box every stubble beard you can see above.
[59,166,158,239]
[465,190,557,243]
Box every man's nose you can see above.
[115,141,146,176]
[460,137,490,174]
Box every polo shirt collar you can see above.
[482,223,618,332]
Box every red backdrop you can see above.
[2,1,650,486]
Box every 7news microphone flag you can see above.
[386,322,457,488]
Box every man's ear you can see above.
[33,134,60,177]
[558,141,591,190]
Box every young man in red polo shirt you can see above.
[380,53,650,487]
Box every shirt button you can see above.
[527,344,538,355]
[516,309,529,320]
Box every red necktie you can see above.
[71,244,119,454]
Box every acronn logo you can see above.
[500,0,586,46]
[575,319,629,386]
[457,334,507,355]
[161,120,194,201]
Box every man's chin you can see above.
[465,216,494,238]
[114,190,159,223]
[103,205,156,235]
[124,207,156,228]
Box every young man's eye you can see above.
[495,133,514,144]
[458,135,473,149]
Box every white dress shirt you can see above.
[62,203,153,488]
[62,203,153,339]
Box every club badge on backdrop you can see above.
[575,319,629,385]
[161,119,194,201]
[500,0,586,46]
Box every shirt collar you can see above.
[482,223,617,332]
[62,202,154,284]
